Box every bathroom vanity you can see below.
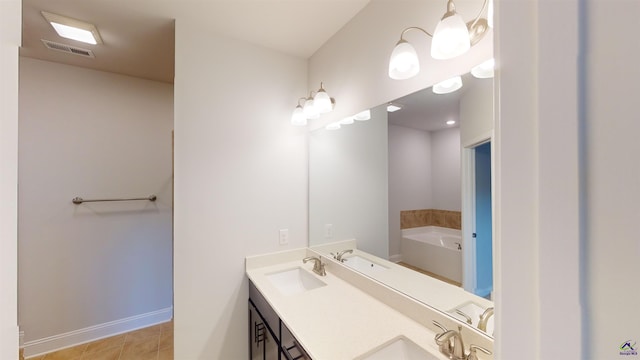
[246,247,493,360]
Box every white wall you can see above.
[388,124,432,257]
[431,127,461,211]
[309,107,389,257]
[173,21,308,359]
[0,0,20,358]
[585,1,640,358]
[460,78,494,146]
[18,58,174,350]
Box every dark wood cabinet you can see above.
[249,281,311,360]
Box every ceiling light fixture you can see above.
[340,117,355,125]
[446,120,457,125]
[388,0,490,80]
[291,82,335,126]
[326,122,342,130]
[433,76,463,94]
[41,11,102,45]
[387,104,402,112]
[353,109,371,121]
[471,58,495,78]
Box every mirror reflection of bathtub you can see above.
[400,226,462,286]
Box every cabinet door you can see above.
[249,301,279,360]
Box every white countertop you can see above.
[246,248,493,360]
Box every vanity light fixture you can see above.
[471,58,495,78]
[433,76,463,94]
[326,122,342,130]
[387,104,402,112]
[42,11,103,45]
[353,109,371,121]
[340,117,355,125]
[388,0,490,80]
[291,82,335,126]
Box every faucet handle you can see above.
[467,344,492,360]
[432,321,453,356]
[432,320,448,334]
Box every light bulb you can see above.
[354,109,371,121]
[326,122,341,130]
[431,12,471,59]
[388,40,420,80]
[314,88,332,114]
[291,106,307,126]
[340,117,355,125]
[303,98,319,119]
[433,76,463,94]
[471,58,495,78]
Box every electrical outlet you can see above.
[324,224,333,239]
[279,229,289,245]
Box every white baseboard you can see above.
[22,306,172,359]
[389,254,403,263]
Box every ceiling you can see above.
[20,0,371,84]
[388,74,486,132]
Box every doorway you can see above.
[462,139,493,298]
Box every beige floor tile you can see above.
[120,335,159,360]
[124,325,162,342]
[83,334,125,354]
[80,346,121,360]
[158,347,173,360]
[159,331,173,350]
[42,344,87,360]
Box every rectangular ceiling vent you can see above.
[41,39,95,58]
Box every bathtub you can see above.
[400,226,462,283]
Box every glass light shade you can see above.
[291,106,307,126]
[471,58,495,78]
[340,117,355,125]
[326,122,341,130]
[446,120,456,125]
[388,40,420,80]
[431,13,471,59]
[354,109,371,121]
[313,89,332,114]
[387,104,402,112]
[303,98,320,119]
[433,76,463,94]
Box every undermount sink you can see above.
[342,255,389,273]
[266,267,326,296]
[354,336,438,360]
[449,301,494,335]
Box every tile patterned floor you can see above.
[20,321,173,360]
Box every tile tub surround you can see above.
[246,248,493,360]
[21,321,173,360]
[400,209,461,230]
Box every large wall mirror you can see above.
[309,72,495,336]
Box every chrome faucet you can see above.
[477,307,494,332]
[302,256,326,276]
[331,249,353,262]
[435,325,466,360]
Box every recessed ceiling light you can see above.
[42,11,102,45]
[446,120,456,125]
[387,104,402,112]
